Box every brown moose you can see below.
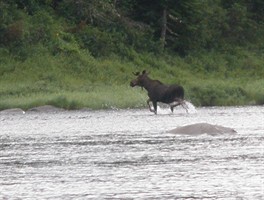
[130,70,188,114]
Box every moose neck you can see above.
[142,76,156,91]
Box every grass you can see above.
[0,85,147,110]
[0,45,264,111]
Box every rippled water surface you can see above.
[1,106,264,199]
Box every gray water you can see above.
[0,106,263,199]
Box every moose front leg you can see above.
[153,101,157,114]
[147,99,157,114]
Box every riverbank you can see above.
[0,80,263,111]
[1,49,264,111]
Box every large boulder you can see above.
[168,123,237,136]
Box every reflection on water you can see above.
[0,106,264,199]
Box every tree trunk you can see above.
[160,8,167,50]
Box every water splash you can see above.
[185,101,197,114]
[150,101,197,115]
[156,106,172,115]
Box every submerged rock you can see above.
[28,105,64,113]
[0,108,25,115]
[168,123,237,136]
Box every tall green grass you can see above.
[0,45,263,111]
[0,85,147,110]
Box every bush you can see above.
[188,82,249,106]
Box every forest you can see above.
[0,0,264,110]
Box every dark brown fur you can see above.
[130,70,188,114]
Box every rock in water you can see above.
[168,123,237,136]
[28,105,64,113]
[0,108,25,115]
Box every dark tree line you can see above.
[1,0,264,56]
[122,0,264,52]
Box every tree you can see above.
[124,0,204,53]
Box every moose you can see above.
[130,70,188,114]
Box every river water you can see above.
[0,106,263,199]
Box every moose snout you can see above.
[130,81,136,87]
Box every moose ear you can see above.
[142,70,149,75]
[133,72,140,76]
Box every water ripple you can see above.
[0,106,264,199]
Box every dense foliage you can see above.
[0,0,264,109]
[1,0,264,55]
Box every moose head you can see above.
[130,70,148,87]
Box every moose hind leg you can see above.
[170,102,181,113]
[170,98,189,113]
[181,100,189,113]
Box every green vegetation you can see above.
[0,1,264,110]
